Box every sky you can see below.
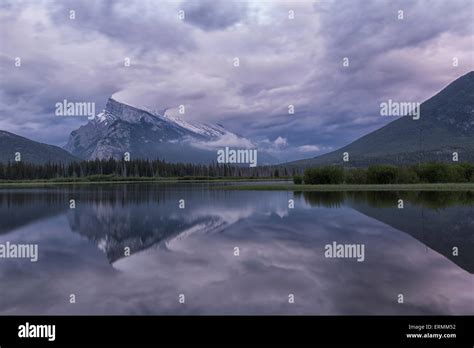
[0,0,473,162]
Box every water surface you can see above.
[0,183,472,315]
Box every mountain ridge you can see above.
[287,71,474,168]
[1,72,472,166]
[0,130,79,164]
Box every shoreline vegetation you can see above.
[223,163,474,191]
[1,178,473,191]
[0,158,290,186]
[297,163,474,185]
[1,161,473,191]
[0,175,290,187]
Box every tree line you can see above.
[3,159,473,184]
[0,159,296,181]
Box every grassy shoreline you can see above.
[0,177,289,187]
[215,183,474,191]
[1,177,473,191]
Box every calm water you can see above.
[0,183,473,315]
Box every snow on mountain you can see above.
[93,97,229,139]
[162,112,227,138]
[64,97,260,163]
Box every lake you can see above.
[0,183,473,315]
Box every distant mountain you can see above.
[288,71,474,168]
[65,97,270,164]
[0,130,78,164]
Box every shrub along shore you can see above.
[294,163,474,185]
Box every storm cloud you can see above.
[0,0,472,161]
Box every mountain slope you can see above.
[288,71,474,168]
[347,196,474,274]
[65,97,260,164]
[0,130,79,164]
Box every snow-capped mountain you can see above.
[64,97,255,163]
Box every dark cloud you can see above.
[0,0,472,160]
[181,0,248,31]
[49,0,197,53]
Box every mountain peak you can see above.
[98,96,228,138]
[95,97,159,125]
[64,96,247,163]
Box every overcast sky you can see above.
[0,0,473,161]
